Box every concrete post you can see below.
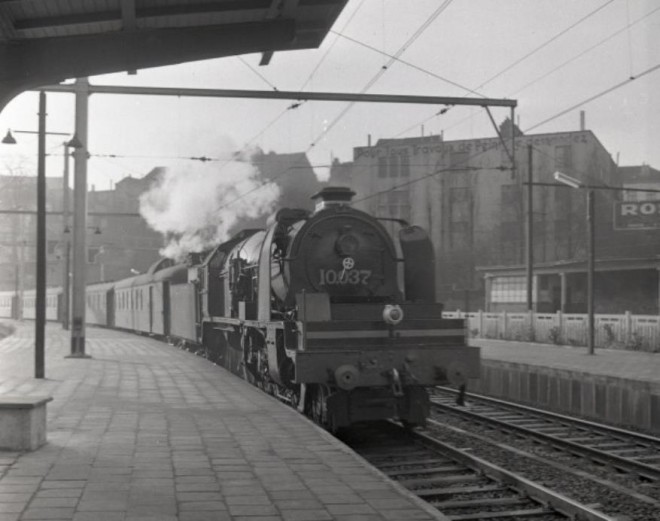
[560,272,568,313]
[69,78,91,359]
[62,144,70,330]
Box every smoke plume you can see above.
[139,152,280,261]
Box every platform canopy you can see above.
[0,0,349,110]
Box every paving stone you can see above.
[228,504,280,516]
[72,513,125,521]
[178,512,232,521]
[0,493,31,503]
[34,488,83,498]
[0,324,450,521]
[275,499,324,510]
[280,509,333,521]
[28,497,79,508]
[176,492,225,502]
[179,501,230,511]
[326,503,378,516]
[0,504,24,514]
[21,507,76,519]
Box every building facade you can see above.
[330,124,659,314]
[0,151,323,293]
[0,170,165,293]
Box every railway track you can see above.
[342,421,616,521]
[432,387,660,483]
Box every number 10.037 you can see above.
[319,269,372,285]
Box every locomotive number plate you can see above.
[319,269,372,285]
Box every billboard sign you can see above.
[614,201,660,230]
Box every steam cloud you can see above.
[139,152,280,261]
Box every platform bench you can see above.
[0,396,53,451]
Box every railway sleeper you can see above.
[377,457,452,469]
[633,454,660,462]
[397,473,484,489]
[416,484,507,499]
[432,495,534,510]
[385,464,465,477]
[447,506,554,521]
[362,448,431,460]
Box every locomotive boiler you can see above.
[196,186,480,430]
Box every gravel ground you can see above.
[428,409,660,521]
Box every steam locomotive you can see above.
[0,187,480,430]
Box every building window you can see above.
[378,190,410,221]
[449,187,471,249]
[491,276,535,303]
[555,145,572,170]
[450,150,469,169]
[554,219,571,258]
[87,247,100,264]
[378,157,387,178]
[501,184,521,223]
[389,154,400,178]
[400,154,410,177]
[47,240,59,256]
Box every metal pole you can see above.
[62,144,70,330]
[69,78,91,358]
[526,144,533,311]
[35,91,46,378]
[587,189,595,355]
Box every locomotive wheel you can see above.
[311,385,333,431]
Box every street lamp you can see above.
[4,129,82,331]
[553,171,595,355]
[1,93,81,378]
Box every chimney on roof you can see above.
[368,134,372,147]
[580,111,586,131]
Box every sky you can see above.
[0,0,659,192]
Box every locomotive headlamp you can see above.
[336,233,359,256]
[383,304,404,325]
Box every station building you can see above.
[330,120,660,314]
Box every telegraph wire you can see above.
[330,31,484,98]
[394,0,621,138]
[511,4,660,96]
[298,0,367,92]
[475,0,617,90]
[236,56,279,91]
[307,0,455,150]
[524,61,660,133]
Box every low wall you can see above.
[445,310,660,352]
[472,360,660,434]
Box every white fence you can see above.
[444,310,660,352]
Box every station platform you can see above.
[0,321,444,521]
[470,338,660,434]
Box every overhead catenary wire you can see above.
[511,4,660,96]
[393,0,622,138]
[210,1,457,214]
[524,61,660,133]
[476,0,617,91]
[236,56,279,91]
[307,0,455,151]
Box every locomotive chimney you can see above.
[311,186,355,213]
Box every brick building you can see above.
[0,151,322,292]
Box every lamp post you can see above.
[3,130,82,333]
[554,171,595,355]
[2,102,81,377]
